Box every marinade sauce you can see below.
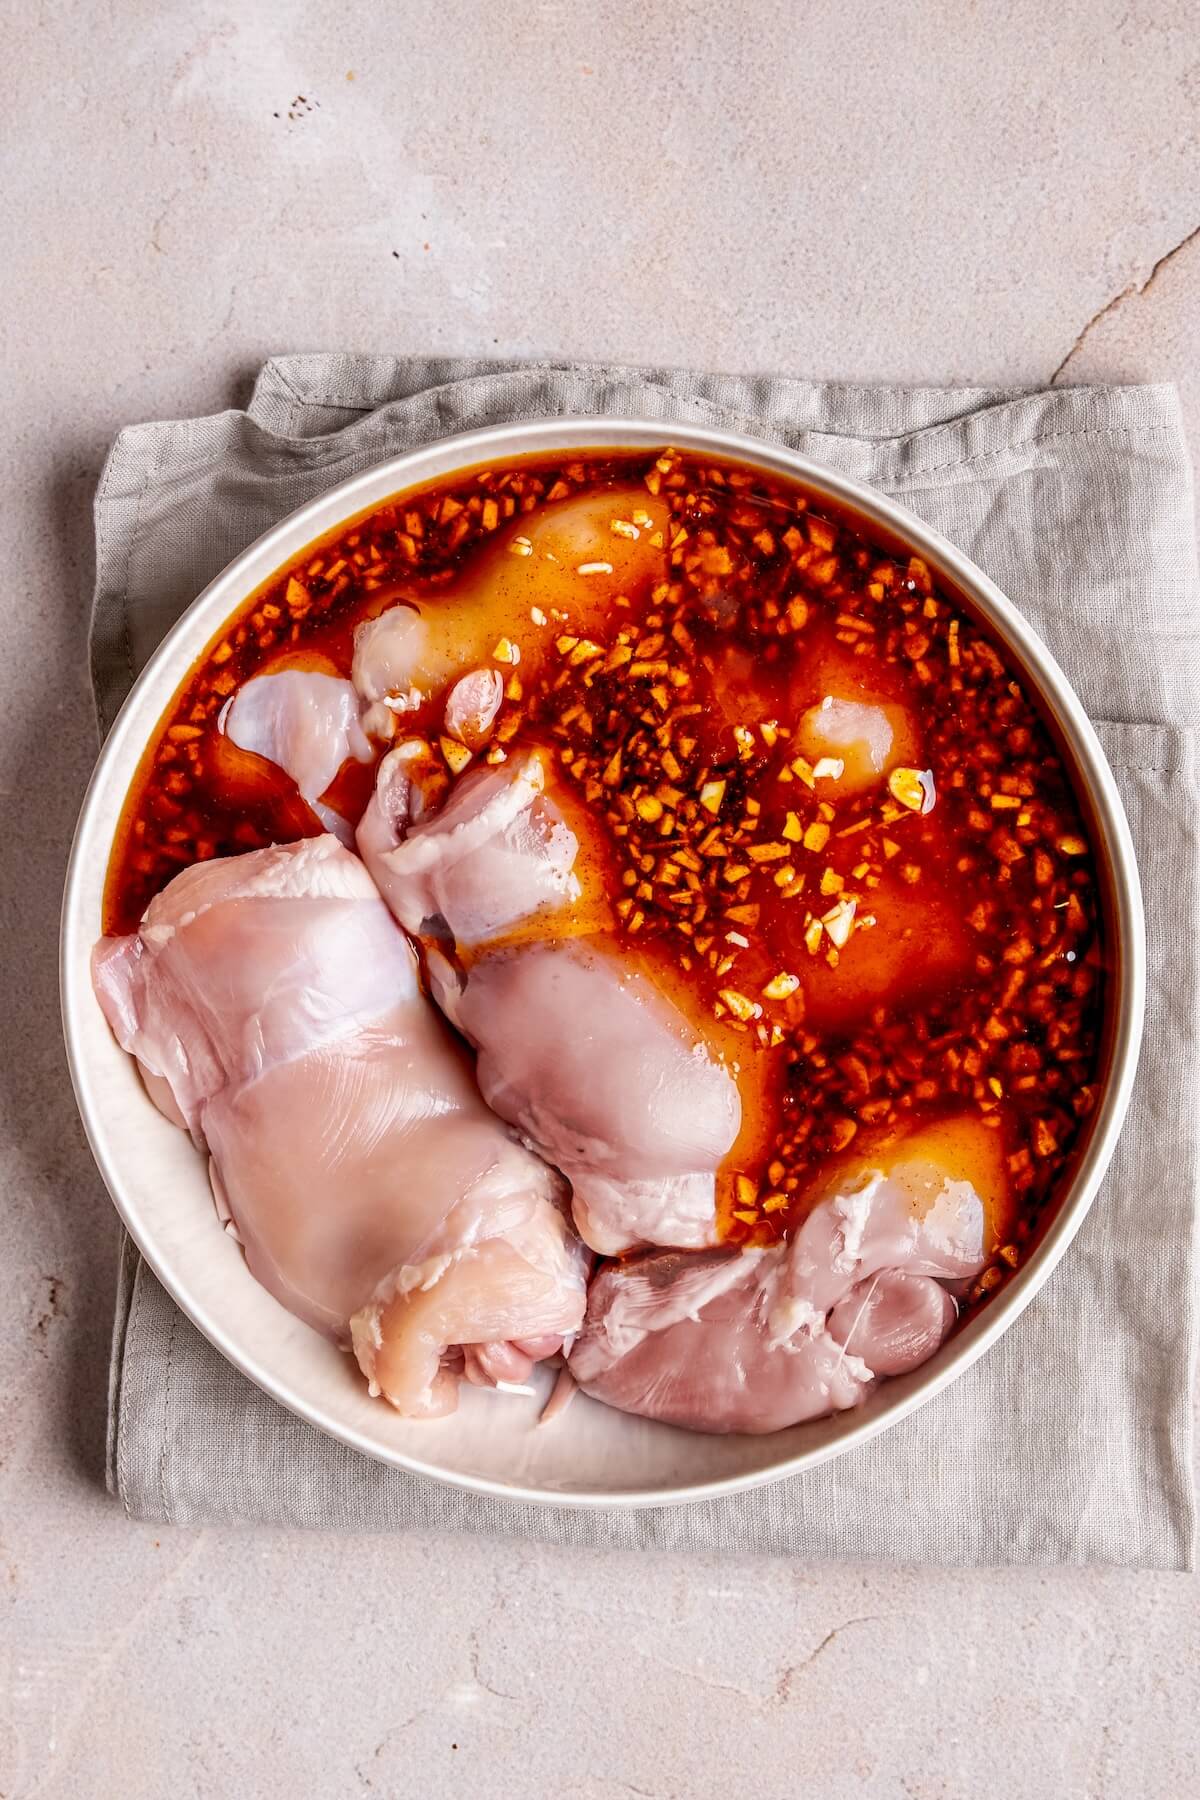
[105,448,1107,1305]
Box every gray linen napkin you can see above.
[93,360,1199,1566]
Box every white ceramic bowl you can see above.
[61,418,1145,1506]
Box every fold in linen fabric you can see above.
[93,360,1199,1566]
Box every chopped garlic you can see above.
[439,736,472,775]
[888,765,935,814]
[822,896,858,948]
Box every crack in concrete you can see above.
[631,1613,882,1712]
[1050,220,1200,383]
[465,1630,521,1706]
[150,188,183,256]
[6,1533,211,1800]
[562,1783,668,1800]
[351,1587,519,1780]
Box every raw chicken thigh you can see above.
[569,1127,995,1433]
[794,695,909,793]
[351,484,671,736]
[221,668,372,844]
[366,747,589,949]
[434,939,741,1257]
[217,485,671,825]
[92,836,587,1417]
[358,746,741,1255]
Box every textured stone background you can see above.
[2,3,1198,1795]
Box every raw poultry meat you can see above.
[432,938,741,1257]
[568,1131,993,1433]
[220,668,372,844]
[92,835,587,1417]
[362,744,585,948]
[794,695,910,793]
[351,484,671,738]
[216,484,670,826]
[358,745,741,1255]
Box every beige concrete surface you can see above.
[2,3,1198,1796]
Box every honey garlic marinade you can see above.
[105,448,1107,1313]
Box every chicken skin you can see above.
[358,745,741,1255]
[569,1124,997,1433]
[92,836,587,1417]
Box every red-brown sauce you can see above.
[105,449,1108,1304]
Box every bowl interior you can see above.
[62,418,1144,1506]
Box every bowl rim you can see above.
[61,413,1146,1507]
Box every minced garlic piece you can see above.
[635,794,664,823]
[733,725,756,760]
[492,637,520,664]
[762,972,800,999]
[802,820,830,852]
[719,988,758,1021]
[576,560,614,576]
[782,812,803,842]
[888,766,935,813]
[803,917,824,955]
[1058,835,1088,856]
[699,779,726,815]
[610,518,639,540]
[822,896,857,948]
[529,604,547,624]
[510,536,533,558]
[812,757,845,781]
[440,736,472,775]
